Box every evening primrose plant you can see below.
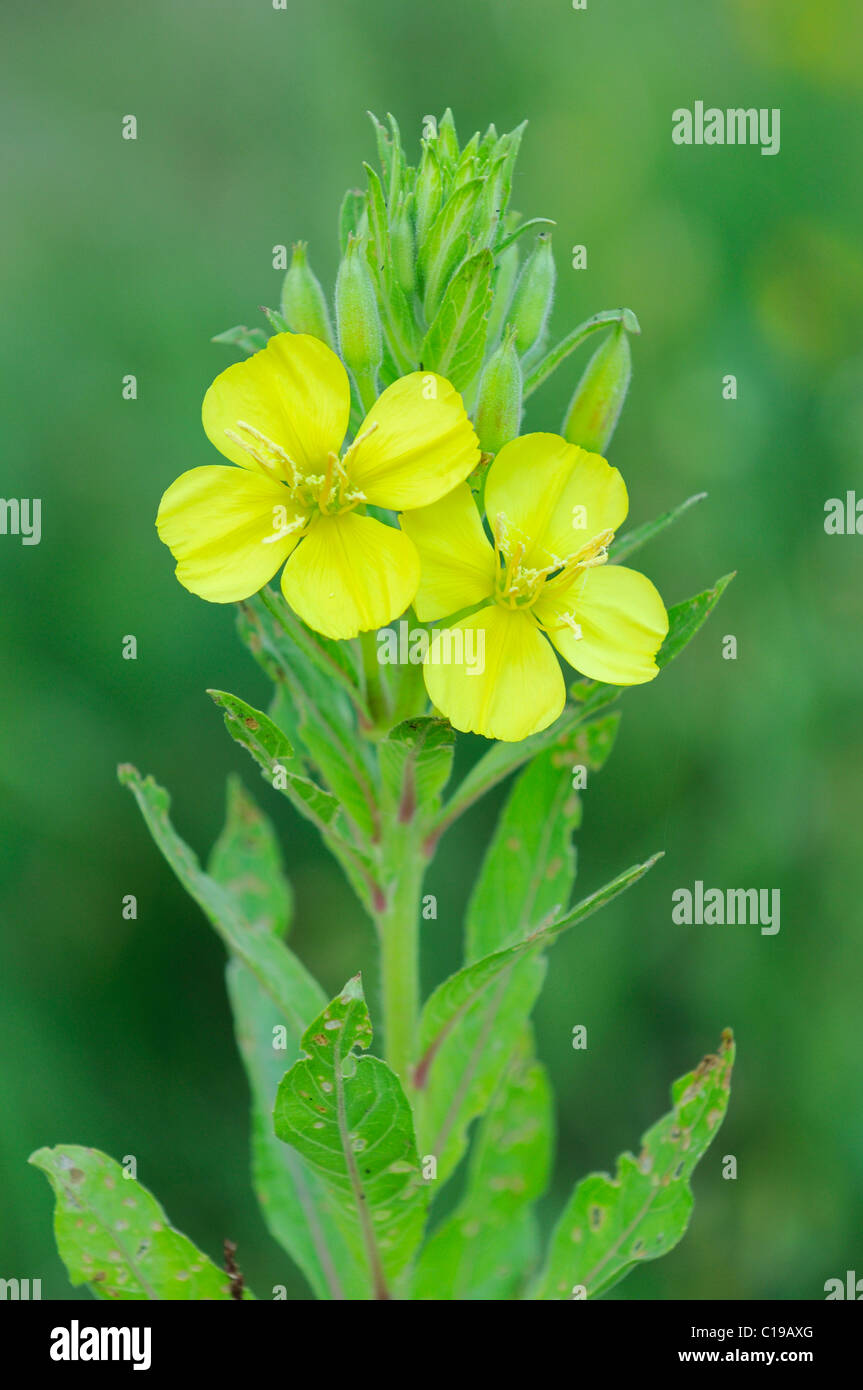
[32,111,735,1302]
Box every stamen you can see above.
[262,513,308,545]
[341,420,380,469]
[225,420,302,487]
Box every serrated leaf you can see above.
[119,765,324,1032]
[415,853,661,1186]
[29,1146,248,1300]
[273,977,429,1297]
[610,492,708,564]
[421,250,493,391]
[532,1031,735,1299]
[412,1032,553,1300]
[378,716,456,825]
[467,714,620,960]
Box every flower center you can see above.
[224,419,371,518]
[491,512,616,639]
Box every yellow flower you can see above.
[156,333,479,639]
[400,433,669,742]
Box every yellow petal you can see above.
[346,371,480,509]
[280,511,420,640]
[202,332,350,478]
[484,432,628,566]
[156,466,304,603]
[534,563,668,684]
[399,483,496,621]
[424,606,566,742]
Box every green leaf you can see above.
[273,977,429,1298]
[237,592,380,845]
[493,216,556,259]
[209,689,378,911]
[610,492,708,564]
[211,324,268,355]
[339,188,366,256]
[227,962,373,1301]
[657,572,736,669]
[261,305,289,335]
[378,716,456,826]
[29,1146,249,1300]
[466,714,621,960]
[208,690,338,826]
[569,572,736,719]
[362,162,389,275]
[430,703,588,846]
[495,120,527,224]
[415,853,662,1185]
[209,775,293,939]
[420,177,486,321]
[206,780,372,1299]
[421,250,493,391]
[118,765,324,1033]
[522,308,640,399]
[412,1032,553,1300]
[532,1030,735,1300]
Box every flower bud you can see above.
[474,327,523,456]
[280,242,335,349]
[508,231,555,358]
[390,195,416,298]
[562,322,632,453]
[335,236,383,395]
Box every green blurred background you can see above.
[2,0,861,1300]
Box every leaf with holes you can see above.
[532,1030,735,1300]
[273,976,429,1298]
[29,1146,250,1300]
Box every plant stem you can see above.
[377,823,425,1085]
